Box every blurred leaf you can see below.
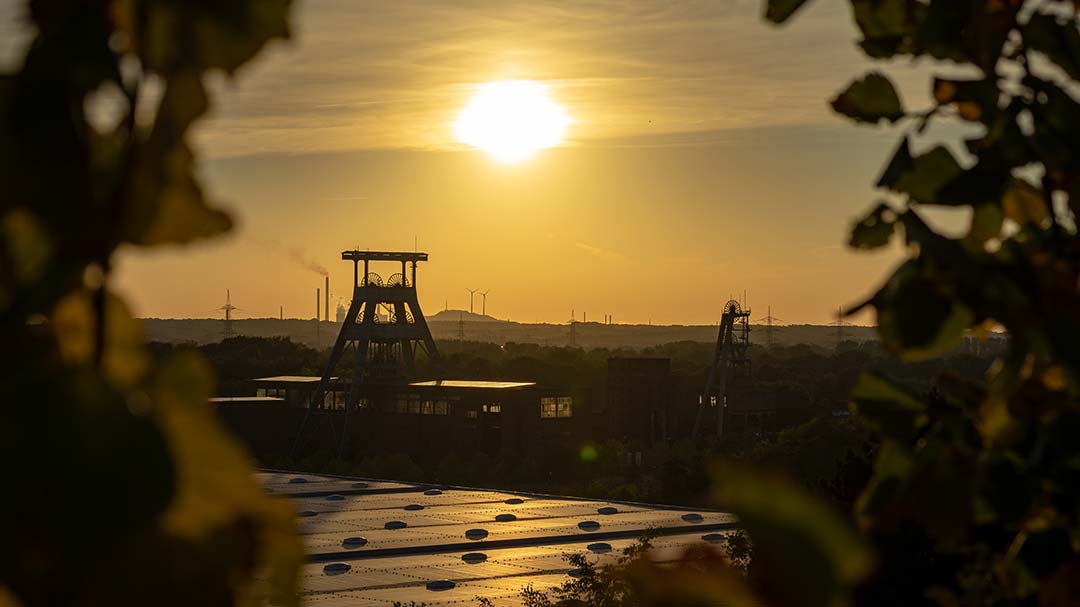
[1025,13,1080,81]
[877,140,964,204]
[2,209,52,285]
[933,77,999,122]
[1002,178,1049,226]
[630,550,761,607]
[1028,77,1080,175]
[831,72,905,123]
[713,465,872,607]
[51,290,149,387]
[1040,560,1080,607]
[123,71,232,245]
[133,1,293,74]
[854,440,912,527]
[850,0,927,58]
[153,352,301,606]
[935,158,1012,206]
[850,371,928,439]
[764,0,813,24]
[128,142,233,245]
[850,202,897,250]
[873,260,975,361]
[965,202,1004,247]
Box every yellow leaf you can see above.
[153,352,301,606]
[2,208,51,285]
[956,101,982,121]
[1002,178,1048,226]
[934,80,958,104]
[51,290,149,387]
[1042,366,1069,391]
[132,142,233,245]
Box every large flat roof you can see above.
[342,250,428,262]
[251,376,330,383]
[210,396,285,403]
[408,380,537,389]
[257,470,736,606]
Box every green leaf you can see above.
[764,0,813,24]
[854,440,913,526]
[713,465,873,607]
[933,77,999,122]
[850,202,897,250]
[831,72,905,123]
[1025,13,1080,82]
[877,142,964,204]
[849,371,928,439]
[965,202,1004,247]
[851,0,927,58]
[872,260,975,361]
[935,158,1011,206]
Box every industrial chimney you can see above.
[325,275,330,325]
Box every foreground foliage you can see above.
[1,2,301,606]
[514,1,1080,605]
[762,1,1080,606]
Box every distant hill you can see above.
[140,315,878,350]
[427,309,502,322]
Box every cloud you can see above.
[1,0,891,159]
[185,0,867,157]
[574,241,626,261]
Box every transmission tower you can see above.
[216,290,243,340]
[755,305,785,349]
[830,306,853,348]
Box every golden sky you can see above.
[2,0,964,325]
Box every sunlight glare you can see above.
[454,80,572,164]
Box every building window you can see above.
[256,388,266,397]
[541,396,573,418]
[482,403,501,414]
[408,399,421,414]
[433,400,449,415]
[466,409,479,419]
[422,400,434,415]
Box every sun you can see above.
[454,80,572,164]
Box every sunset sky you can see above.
[1,0,964,325]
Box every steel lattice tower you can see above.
[302,250,443,455]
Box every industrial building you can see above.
[212,249,769,461]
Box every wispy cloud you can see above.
[574,241,626,261]
[181,0,867,157]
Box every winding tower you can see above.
[692,299,751,440]
[310,250,443,412]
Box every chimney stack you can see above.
[325,275,330,324]
[316,288,320,321]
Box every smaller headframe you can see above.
[341,250,428,263]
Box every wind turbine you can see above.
[479,290,490,317]
[466,288,477,314]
